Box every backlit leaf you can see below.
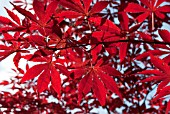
[92,73,106,106]
[37,69,50,93]
[21,64,48,83]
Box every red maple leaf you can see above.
[90,12,141,62]
[57,0,109,18]
[135,29,170,62]
[158,29,170,43]
[21,54,70,95]
[137,55,170,102]
[125,0,170,22]
[0,40,24,60]
[0,7,27,33]
[72,59,122,105]
[10,1,62,37]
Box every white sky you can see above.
[0,0,15,81]
[0,0,12,17]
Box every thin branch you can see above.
[47,39,170,51]
[106,106,111,114]
[151,12,154,31]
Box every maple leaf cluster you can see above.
[0,0,170,113]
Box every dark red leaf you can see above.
[150,55,170,75]
[57,11,82,18]
[59,0,84,13]
[0,16,17,26]
[13,52,21,69]
[29,35,46,46]
[100,65,122,76]
[159,29,170,43]
[21,63,48,83]
[11,2,38,23]
[92,73,106,106]
[78,73,92,103]
[92,31,120,42]
[141,76,165,82]
[119,42,128,63]
[5,7,21,25]
[3,33,14,41]
[91,44,102,62]
[45,1,59,21]
[138,32,152,41]
[157,5,170,12]
[152,86,170,101]
[55,64,70,76]
[97,70,122,99]
[89,1,109,15]
[51,65,61,95]
[135,50,168,60]
[137,70,165,76]
[33,0,45,21]
[118,12,129,31]
[125,3,147,13]
[89,17,120,34]
[135,12,150,22]
[166,100,170,114]
[0,81,9,86]
[37,69,50,92]
[82,0,92,13]
[72,68,87,79]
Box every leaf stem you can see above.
[152,12,154,31]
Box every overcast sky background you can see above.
[0,0,15,82]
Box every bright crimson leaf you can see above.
[21,63,48,83]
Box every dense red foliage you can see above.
[0,0,170,113]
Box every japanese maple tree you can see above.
[0,0,170,113]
